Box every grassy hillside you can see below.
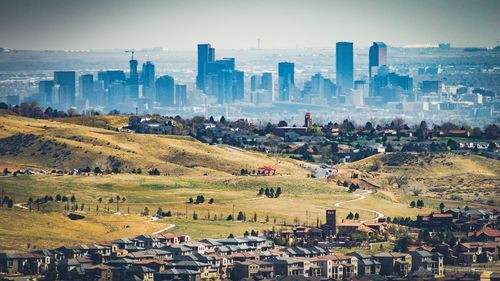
[0,114,304,176]
[349,152,500,206]
[54,115,130,131]
[0,115,497,252]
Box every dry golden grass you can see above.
[0,114,305,176]
[0,208,164,252]
[0,115,497,252]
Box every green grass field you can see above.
[0,114,497,252]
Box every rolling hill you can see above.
[0,113,304,176]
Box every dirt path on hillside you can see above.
[334,190,385,223]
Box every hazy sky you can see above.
[0,0,499,50]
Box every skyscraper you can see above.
[142,61,155,100]
[369,42,387,79]
[217,69,234,104]
[250,75,261,92]
[79,74,94,106]
[336,42,354,94]
[261,72,273,92]
[175,84,187,107]
[233,70,244,101]
[196,43,215,91]
[278,62,294,101]
[38,80,54,105]
[54,71,76,109]
[128,58,139,99]
[155,75,175,106]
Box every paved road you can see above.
[334,190,385,223]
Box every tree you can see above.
[143,207,149,216]
[417,200,424,208]
[227,233,234,238]
[277,120,288,127]
[447,139,460,150]
[258,188,264,196]
[0,102,8,110]
[226,214,233,221]
[55,194,62,202]
[7,199,13,208]
[188,197,194,204]
[484,124,499,140]
[354,213,360,220]
[251,229,258,236]
[415,127,426,141]
[346,212,354,220]
[410,201,416,208]
[275,187,282,198]
[439,202,445,212]
[192,212,198,220]
[93,167,102,175]
[385,142,394,152]
[471,127,482,139]
[108,198,114,213]
[208,198,214,204]
[115,195,121,212]
[395,237,409,252]
[237,211,245,221]
[244,230,249,236]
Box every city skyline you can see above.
[0,0,499,51]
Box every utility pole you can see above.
[232,204,235,221]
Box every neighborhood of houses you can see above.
[1,208,498,281]
[122,114,499,164]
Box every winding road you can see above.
[334,190,384,223]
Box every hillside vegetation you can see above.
[349,152,500,205]
[0,114,497,252]
[0,114,304,176]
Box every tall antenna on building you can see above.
[125,49,135,60]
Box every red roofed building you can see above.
[257,166,276,175]
[416,212,455,229]
[468,228,500,242]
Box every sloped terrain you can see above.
[0,114,304,176]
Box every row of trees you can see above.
[0,196,14,208]
[346,212,360,220]
[258,187,282,198]
[409,200,425,208]
[187,195,214,204]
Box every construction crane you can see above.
[125,49,135,60]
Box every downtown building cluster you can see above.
[1,42,495,125]
[35,54,188,114]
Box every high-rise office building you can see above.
[250,75,261,92]
[155,75,175,106]
[369,42,387,79]
[142,61,155,100]
[38,80,54,105]
[261,72,273,91]
[79,74,94,106]
[54,71,76,109]
[336,42,354,94]
[175,84,187,107]
[108,81,126,106]
[278,62,294,101]
[196,43,215,91]
[233,70,244,101]
[128,59,139,99]
[217,69,234,104]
